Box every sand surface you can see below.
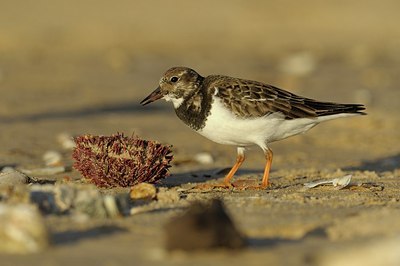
[1,1,400,265]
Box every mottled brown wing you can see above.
[212,76,365,119]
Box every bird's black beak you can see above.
[140,87,164,106]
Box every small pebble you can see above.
[0,203,49,253]
[30,185,58,214]
[43,151,63,166]
[1,166,18,173]
[194,152,214,165]
[0,170,28,185]
[130,183,157,201]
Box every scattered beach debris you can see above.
[304,175,352,189]
[28,184,129,218]
[164,199,245,251]
[73,186,129,218]
[72,133,173,188]
[0,203,49,254]
[76,189,119,217]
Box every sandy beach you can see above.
[0,1,399,265]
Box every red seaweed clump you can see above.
[72,133,173,188]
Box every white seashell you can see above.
[304,179,333,188]
[332,175,352,189]
[0,203,49,253]
[304,175,352,189]
[29,184,127,217]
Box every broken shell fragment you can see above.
[304,175,352,189]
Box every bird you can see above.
[140,67,366,189]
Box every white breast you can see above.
[197,98,322,148]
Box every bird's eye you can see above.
[170,76,179,83]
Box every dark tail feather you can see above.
[304,100,367,117]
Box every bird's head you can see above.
[140,67,204,108]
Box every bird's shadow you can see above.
[160,168,264,187]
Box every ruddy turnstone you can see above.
[141,67,366,189]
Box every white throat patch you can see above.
[164,95,184,108]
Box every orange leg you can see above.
[261,148,273,188]
[223,147,246,186]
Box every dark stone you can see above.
[164,199,246,251]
